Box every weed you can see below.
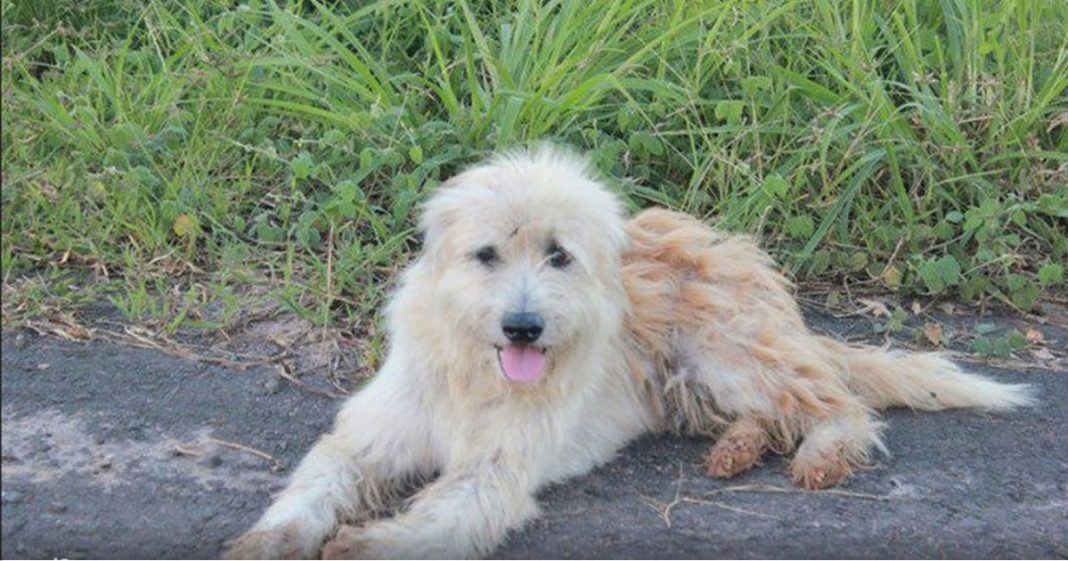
[2,0,1065,335]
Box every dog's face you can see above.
[413,149,629,385]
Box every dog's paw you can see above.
[321,525,372,560]
[702,425,766,479]
[703,442,763,479]
[225,527,304,560]
[789,453,851,490]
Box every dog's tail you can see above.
[819,338,1034,411]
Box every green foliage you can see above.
[1038,263,1064,287]
[918,255,961,294]
[972,324,1029,359]
[2,0,1066,330]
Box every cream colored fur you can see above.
[226,147,1033,559]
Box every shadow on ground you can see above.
[2,311,1066,559]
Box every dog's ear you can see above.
[416,176,466,263]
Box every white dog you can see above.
[227,147,1032,559]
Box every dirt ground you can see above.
[1,308,1066,559]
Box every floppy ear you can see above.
[416,176,467,265]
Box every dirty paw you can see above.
[704,443,760,478]
[321,525,372,560]
[790,456,851,490]
[702,426,767,479]
[225,527,304,560]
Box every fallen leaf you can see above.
[923,323,944,346]
[911,300,923,315]
[1030,348,1055,361]
[881,265,901,288]
[1025,328,1046,346]
[55,324,91,341]
[173,214,199,238]
[858,298,890,318]
[939,303,956,315]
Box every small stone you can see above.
[92,435,106,446]
[207,455,223,468]
[95,457,114,472]
[263,377,281,395]
[2,490,25,504]
[14,332,28,349]
[237,458,262,470]
[48,501,67,514]
[126,420,145,435]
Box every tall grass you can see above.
[2,0,1065,331]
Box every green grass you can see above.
[2,0,1066,334]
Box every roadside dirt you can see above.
[1,308,1065,558]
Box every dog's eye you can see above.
[475,245,499,266]
[548,244,571,268]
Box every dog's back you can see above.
[620,207,1032,488]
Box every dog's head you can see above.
[405,147,629,386]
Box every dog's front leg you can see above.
[226,357,433,559]
[321,452,537,559]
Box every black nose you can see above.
[502,312,544,344]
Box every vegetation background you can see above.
[2,0,1065,355]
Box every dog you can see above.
[226,146,1033,559]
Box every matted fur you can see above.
[227,147,1033,559]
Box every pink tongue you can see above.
[500,345,546,383]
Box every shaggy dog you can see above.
[227,147,1032,559]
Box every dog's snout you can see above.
[502,312,544,344]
